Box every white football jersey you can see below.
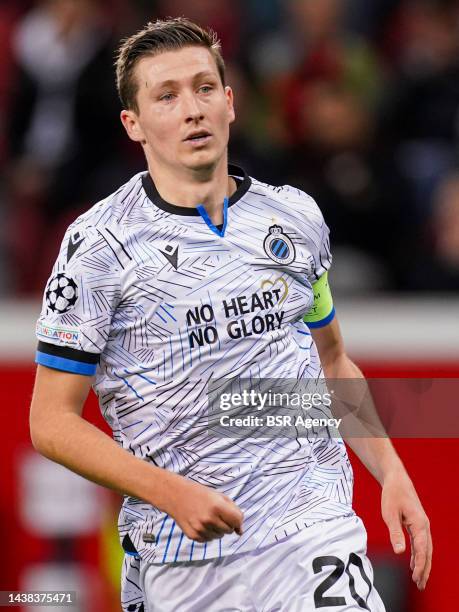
[36,166,354,564]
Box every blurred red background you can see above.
[2,357,458,612]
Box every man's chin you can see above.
[183,152,223,174]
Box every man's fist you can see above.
[158,472,244,542]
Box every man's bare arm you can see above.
[30,365,243,542]
[311,317,432,590]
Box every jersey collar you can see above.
[141,164,251,216]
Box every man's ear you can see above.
[120,109,146,143]
[225,86,236,125]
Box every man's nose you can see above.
[183,92,204,123]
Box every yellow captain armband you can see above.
[303,271,335,328]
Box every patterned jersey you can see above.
[35,165,354,565]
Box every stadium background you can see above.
[1,0,458,610]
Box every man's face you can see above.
[122,46,235,174]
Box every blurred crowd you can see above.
[1,0,459,296]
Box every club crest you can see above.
[263,225,296,265]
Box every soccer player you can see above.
[30,18,432,612]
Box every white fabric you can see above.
[37,171,354,565]
[139,515,386,612]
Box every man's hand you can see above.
[381,470,432,590]
[159,472,244,542]
[31,365,243,546]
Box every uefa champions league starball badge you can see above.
[263,225,296,265]
[45,273,79,314]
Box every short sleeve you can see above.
[303,196,332,285]
[35,220,121,375]
[280,185,332,283]
[299,194,334,326]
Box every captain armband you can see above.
[303,271,335,328]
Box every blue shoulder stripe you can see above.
[35,351,97,376]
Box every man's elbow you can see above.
[30,421,51,457]
[322,352,363,379]
[29,411,61,459]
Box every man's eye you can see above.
[199,85,213,94]
[159,93,175,102]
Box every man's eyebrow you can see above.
[191,71,218,82]
[153,71,218,90]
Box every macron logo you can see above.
[67,231,85,263]
[159,244,179,270]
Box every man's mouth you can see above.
[184,130,212,144]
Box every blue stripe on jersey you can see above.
[197,197,229,237]
[123,507,145,520]
[155,515,169,545]
[162,521,176,562]
[173,532,185,562]
[35,351,97,376]
[306,306,336,329]
[124,550,140,559]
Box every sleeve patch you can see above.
[45,273,79,315]
[36,322,80,345]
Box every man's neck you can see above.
[147,156,236,225]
